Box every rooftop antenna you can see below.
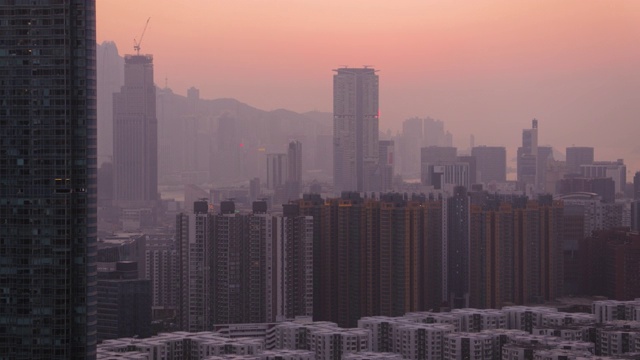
[133,17,151,55]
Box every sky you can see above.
[97,1,640,169]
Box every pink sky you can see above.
[97,1,640,170]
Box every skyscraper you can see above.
[446,186,471,308]
[472,146,507,183]
[0,1,97,358]
[285,140,303,201]
[333,67,379,193]
[177,200,213,331]
[210,200,313,325]
[566,147,594,175]
[266,153,287,190]
[113,53,158,205]
[517,119,539,192]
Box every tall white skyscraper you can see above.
[333,67,379,193]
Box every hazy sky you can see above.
[97,1,640,169]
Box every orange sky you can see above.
[97,1,640,169]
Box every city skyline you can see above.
[96,1,640,169]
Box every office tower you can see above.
[472,146,507,183]
[421,146,458,164]
[97,262,152,342]
[285,141,303,201]
[557,176,616,203]
[333,67,379,193]
[536,146,554,193]
[377,140,395,191]
[113,53,158,205]
[0,1,97,358]
[424,162,471,190]
[424,117,452,147]
[266,153,287,190]
[420,146,460,187]
[177,200,213,331]
[457,155,477,186]
[632,201,640,233]
[566,147,594,175]
[399,117,423,175]
[447,186,471,308]
[97,41,124,166]
[634,172,640,200]
[287,141,302,187]
[517,119,539,191]
[580,160,627,195]
[249,177,261,202]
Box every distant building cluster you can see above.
[98,300,640,360]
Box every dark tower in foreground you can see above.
[0,1,97,358]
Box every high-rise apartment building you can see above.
[0,1,97,358]
[145,235,179,320]
[447,186,471,309]
[210,201,313,325]
[469,195,564,308]
[274,204,314,321]
[333,67,379,193]
[113,53,158,205]
[291,193,446,327]
[177,200,213,331]
[472,146,507,183]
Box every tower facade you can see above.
[113,54,158,204]
[566,147,594,175]
[471,146,507,184]
[285,140,303,201]
[0,1,97,358]
[333,67,379,193]
[517,119,539,192]
[177,200,213,331]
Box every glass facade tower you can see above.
[0,1,97,358]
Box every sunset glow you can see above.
[97,0,640,166]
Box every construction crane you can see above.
[133,17,151,55]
